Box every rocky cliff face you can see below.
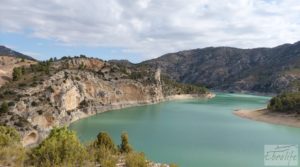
[0,57,209,146]
[143,41,300,93]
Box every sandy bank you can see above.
[234,109,300,128]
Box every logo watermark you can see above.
[264,145,298,166]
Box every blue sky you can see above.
[0,31,141,62]
[1,0,300,63]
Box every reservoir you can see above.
[69,93,300,167]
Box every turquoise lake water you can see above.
[69,93,300,167]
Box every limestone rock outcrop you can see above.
[0,57,209,146]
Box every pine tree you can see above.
[95,132,116,152]
[12,67,22,81]
[119,132,132,154]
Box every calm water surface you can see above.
[69,93,300,167]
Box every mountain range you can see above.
[143,41,300,93]
[1,41,300,93]
[1,41,300,146]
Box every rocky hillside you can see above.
[0,46,37,87]
[0,57,209,146]
[143,41,300,93]
[0,56,37,87]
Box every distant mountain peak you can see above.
[0,45,36,61]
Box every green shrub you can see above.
[87,132,118,166]
[0,126,21,146]
[75,76,81,81]
[29,127,88,167]
[29,61,51,75]
[47,86,55,93]
[169,163,179,167]
[8,101,15,107]
[0,126,25,166]
[37,110,43,115]
[0,144,25,167]
[0,101,9,113]
[18,83,27,87]
[268,92,300,113]
[31,81,38,87]
[80,54,87,58]
[3,90,16,96]
[12,67,23,81]
[0,127,156,167]
[79,63,85,70]
[161,75,207,96]
[21,66,26,74]
[125,152,147,167]
[94,131,117,153]
[129,72,143,80]
[87,145,117,167]
[31,101,38,107]
[119,132,133,154]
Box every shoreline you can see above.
[25,92,216,147]
[234,109,300,128]
[212,89,275,97]
[26,92,215,147]
[67,92,216,126]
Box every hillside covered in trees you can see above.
[143,41,300,93]
[268,92,300,113]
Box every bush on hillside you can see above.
[28,127,88,167]
[161,75,207,95]
[268,92,300,113]
[94,131,117,152]
[30,61,51,74]
[0,127,169,167]
[87,132,118,166]
[0,125,21,146]
[87,144,117,167]
[0,126,25,166]
[119,132,133,154]
[169,163,179,167]
[125,152,147,167]
[12,67,23,81]
[0,101,9,113]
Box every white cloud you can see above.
[1,0,300,60]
